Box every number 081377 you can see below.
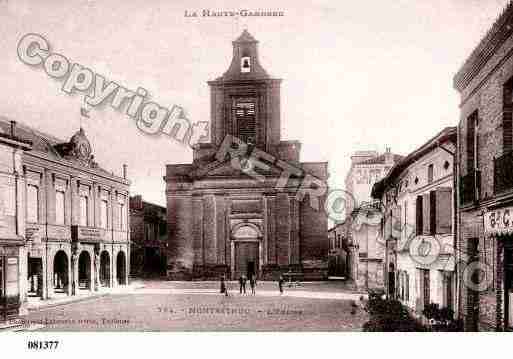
[27,341,59,350]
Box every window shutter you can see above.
[392,205,401,239]
[387,210,393,240]
[430,191,436,235]
[406,273,410,301]
[422,193,430,235]
[505,112,512,151]
[466,112,476,173]
[416,196,423,235]
[428,164,434,183]
[436,187,452,234]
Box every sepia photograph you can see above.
[0,0,512,356]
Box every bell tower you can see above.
[208,30,282,154]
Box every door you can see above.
[505,247,513,329]
[444,271,453,311]
[0,257,3,302]
[0,256,20,320]
[78,251,91,289]
[234,242,259,279]
[247,261,255,278]
[422,269,430,308]
[388,263,395,298]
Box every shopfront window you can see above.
[0,255,20,319]
[0,257,3,299]
[509,281,513,329]
[505,247,513,329]
[5,257,19,298]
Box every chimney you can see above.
[10,121,16,138]
[384,146,393,163]
[122,164,128,179]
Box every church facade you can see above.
[165,31,329,280]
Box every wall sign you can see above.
[71,225,103,243]
[485,207,513,235]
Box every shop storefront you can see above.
[0,245,22,321]
[484,206,513,330]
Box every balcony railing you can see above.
[494,151,513,195]
[460,170,481,206]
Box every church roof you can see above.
[211,30,275,82]
[234,29,258,43]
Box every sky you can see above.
[0,0,511,207]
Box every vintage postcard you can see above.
[0,0,512,355]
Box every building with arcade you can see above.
[0,119,131,301]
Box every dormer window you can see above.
[241,56,251,73]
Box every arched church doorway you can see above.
[116,251,127,285]
[231,224,261,280]
[78,251,91,290]
[53,250,69,294]
[99,251,110,287]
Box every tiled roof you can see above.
[454,1,513,91]
[0,116,116,178]
[371,126,457,199]
[358,153,403,165]
[0,116,62,157]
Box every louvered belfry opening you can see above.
[234,100,256,145]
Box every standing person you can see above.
[225,280,230,296]
[249,274,256,295]
[239,274,247,295]
[278,275,284,295]
[238,274,243,294]
[220,275,226,295]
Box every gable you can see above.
[191,157,286,180]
